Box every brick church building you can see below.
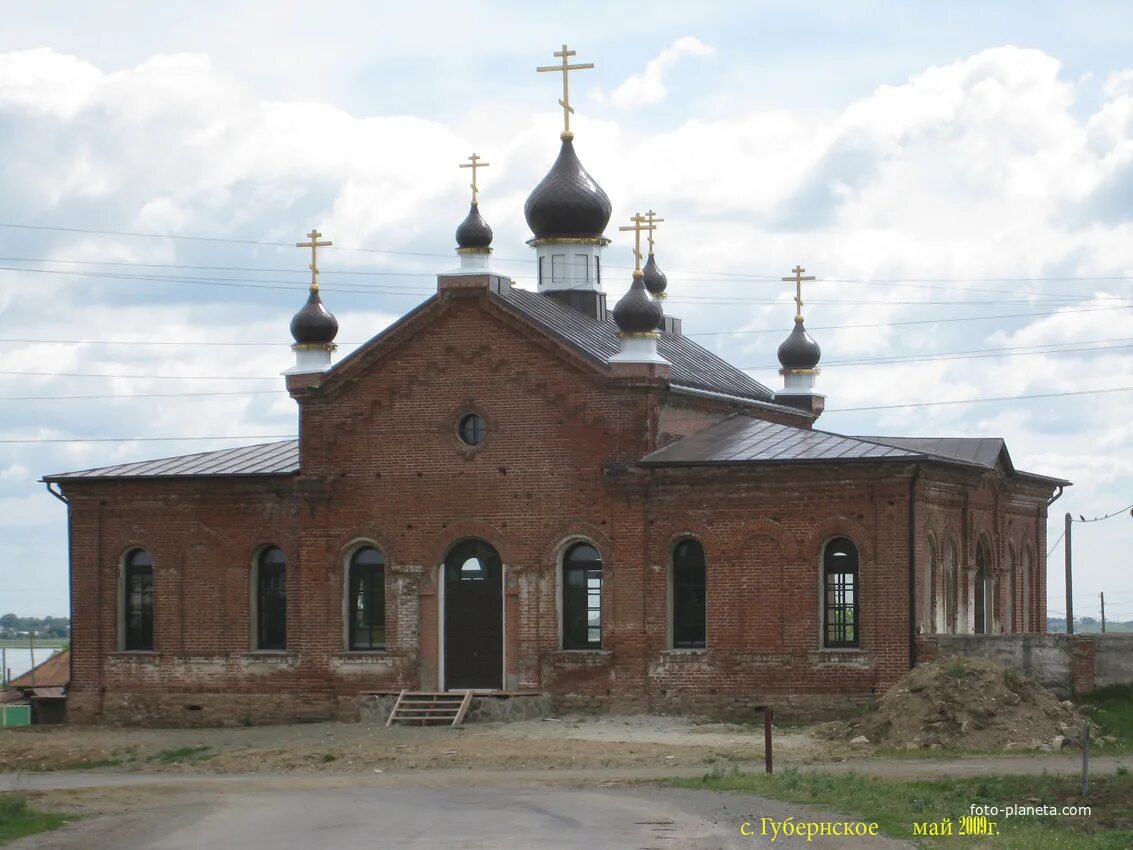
[45,51,1067,724]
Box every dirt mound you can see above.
[843,656,1099,751]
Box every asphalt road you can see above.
[6,778,915,849]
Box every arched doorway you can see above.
[443,539,503,690]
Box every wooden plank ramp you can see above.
[386,691,474,727]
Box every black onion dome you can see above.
[777,319,821,369]
[290,288,339,345]
[524,138,612,239]
[613,273,664,334]
[642,252,667,296]
[456,202,493,249]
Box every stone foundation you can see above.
[72,689,336,727]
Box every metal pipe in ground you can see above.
[764,707,773,775]
[1081,720,1089,796]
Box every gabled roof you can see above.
[492,287,776,402]
[860,435,1070,486]
[641,416,919,465]
[642,416,1071,486]
[8,649,70,689]
[44,440,298,482]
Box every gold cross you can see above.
[618,212,656,273]
[296,228,332,293]
[459,152,490,205]
[643,209,664,253]
[537,43,594,141]
[781,264,816,321]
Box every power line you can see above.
[7,263,1131,310]
[0,265,429,295]
[8,255,1130,306]
[5,222,1133,292]
[0,390,283,400]
[3,336,1129,366]
[0,435,295,444]
[3,385,1128,412]
[685,304,1133,337]
[1071,503,1133,523]
[825,386,1133,413]
[0,256,434,279]
[1047,531,1066,558]
[739,340,1133,372]
[0,370,276,380]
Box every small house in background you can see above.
[3,648,70,724]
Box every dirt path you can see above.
[2,715,1127,780]
[0,715,834,774]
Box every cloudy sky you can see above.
[2,1,1131,623]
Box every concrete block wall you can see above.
[917,633,1133,697]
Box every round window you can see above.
[458,413,487,447]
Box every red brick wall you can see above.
[59,284,1057,724]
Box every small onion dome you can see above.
[642,252,667,297]
[290,288,339,345]
[455,202,493,249]
[524,138,612,239]
[613,272,664,335]
[777,319,821,369]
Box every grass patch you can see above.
[944,660,970,679]
[148,745,212,765]
[0,794,68,844]
[873,745,1034,760]
[58,756,125,771]
[1078,685,1133,749]
[671,768,1133,849]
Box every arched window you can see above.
[924,536,937,633]
[123,548,154,651]
[348,546,386,650]
[823,537,859,648]
[256,546,287,650]
[563,542,602,650]
[672,539,706,649]
[974,539,991,635]
[944,539,958,634]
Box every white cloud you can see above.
[2,42,1133,613]
[610,36,715,109]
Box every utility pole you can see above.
[1065,513,1074,635]
[1100,592,1106,634]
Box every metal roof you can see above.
[494,287,776,402]
[641,416,920,465]
[44,440,299,482]
[860,436,1005,469]
[642,417,1071,485]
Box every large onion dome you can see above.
[642,252,667,297]
[613,272,664,334]
[455,202,493,249]
[777,319,821,369]
[524,138,612,239]
[290,289,339,345]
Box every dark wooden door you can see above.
[444,540,503,690]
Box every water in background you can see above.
[2,646,65,683]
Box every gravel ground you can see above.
[0,714,839,775]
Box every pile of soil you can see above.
[840,656,1100,751]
